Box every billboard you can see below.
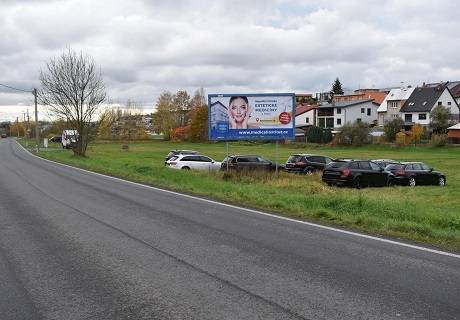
[208,93,295,141]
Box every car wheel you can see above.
[304,168,313,175]
[438,176,445,187]
[408,177,416,187]
[353,177,362,189]
[181,166,191,170]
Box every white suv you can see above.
[166,154,221,171]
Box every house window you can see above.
[318,118,325,128]
[326,118,334,128]
[367,108,371,116]
[361,108,365,113]
[405,114,412,122]
[306,117,309,124]
[336,108,341,114]
[388,101,398,109]
[448,101,452,106]
[438,101,442,106]
[419,113,427,120]
[357,118,362,122]
[337,118,342,125]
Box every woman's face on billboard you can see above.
[229,98,248,123]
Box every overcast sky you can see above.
[1,0,460,120]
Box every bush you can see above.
[431,134,448,147]
[322,129,333,143]
[395,130,407,147]
[306,126,323,143]
[384,118,404,142]
[306,126,333,144]
[170,126,189,141]
[335,121,370,146]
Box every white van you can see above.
[61,130,79,149]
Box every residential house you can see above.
[333,89,387,105]
[295,103,317,128]
[377,87,415,126]
[294,103,318,141]
[426,81,460,105]
[295,94,315,104]
[316,99,377,129]
[354,89,387,105]
[400,86,459,128]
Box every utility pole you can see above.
[27,108,30,139]
[33,89,40,152]
[16,117,19,137]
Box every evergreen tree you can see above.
[331,77,344,95]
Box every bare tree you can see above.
[38,49,106,156]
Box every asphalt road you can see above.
[0,138,459,320]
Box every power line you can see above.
[0,83,32,93]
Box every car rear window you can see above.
[169,156,178,161]
[287,155,302,163]
[328,161,348,169]
[385,164,402,170]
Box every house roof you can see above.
[295,103,317,116]
[317,99,373,109]
[425,81,460,98]
[377,87,415,112]
[447,123,460,130]
[400,87,444,112]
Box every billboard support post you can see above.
[226,141,229,172]
[275,140,279,177]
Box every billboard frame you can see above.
[208,92,296,141]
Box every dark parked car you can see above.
[285,154,332,174]
[1,133,7,138]
[385,162,446,186]
[322,160,392,188]
[221,155,277,171]
[165,150,199,164]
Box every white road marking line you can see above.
[17,141,460,260]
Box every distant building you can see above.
[316,99,377,129]
[400,86,459,128]
[377,87,415,126]
[295,103,317,129]
[425,81,460,105]
[447,123,460,143]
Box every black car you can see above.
[1,133,7,138]
[285,154,332,174]
[322,160,392,188]
[165,150,199,164]
[385,162,446,187]
[221,155,277,171]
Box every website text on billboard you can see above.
[208,93,295,141]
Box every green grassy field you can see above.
[22,139,460,252]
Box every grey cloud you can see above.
[1,0,460,113]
